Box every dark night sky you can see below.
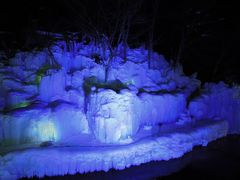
[0,0,240,83]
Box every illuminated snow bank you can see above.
[0,102,89,145]
[0,45,200,145]
[0,41,237,179]
[189,82,240,134]
[88,89,186,143]
[0,120,228,179]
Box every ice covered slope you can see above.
[0,119,228,179]
[189,82,240,134]
[88,89,186,143]
[0,102,89,145]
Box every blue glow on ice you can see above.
[38,121,57,141]
[30,121,57,142]
[1,40,240,179]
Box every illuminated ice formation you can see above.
[29,120,57,142]
[0,120,228,179]
[0,41,239,179]
[0,44,200,145]
[189,82,240,134]
[0,102,89,145]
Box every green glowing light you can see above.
[11,101,30,109]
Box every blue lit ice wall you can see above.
[0,41,239,146]
[189,82,240,134]
[29,120,57,142]
[0,119,228,179]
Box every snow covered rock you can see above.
[108,61,159,88]
[53,53,96,72]
[70,66,105,89]
[10,51,48,70]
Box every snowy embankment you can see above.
[189,82,240,134]
[0,120,228,179]
[0,45,200,145]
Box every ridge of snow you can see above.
[0,119,228,179]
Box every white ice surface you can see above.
[0,119,228,179]
[189,82,240,134]
[0,102,89,145]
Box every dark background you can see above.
[0,0,239,83]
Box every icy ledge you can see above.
[0,120,228,179]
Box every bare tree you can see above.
[147,0,159,68]
[61,0,144,82]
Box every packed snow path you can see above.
[0,119,228,179]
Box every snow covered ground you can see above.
[0,119,228,179]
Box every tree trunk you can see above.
[147,0,158,69]
[148,29,153,69]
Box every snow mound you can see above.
[1,44,201,145]
[189,82,240,134]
